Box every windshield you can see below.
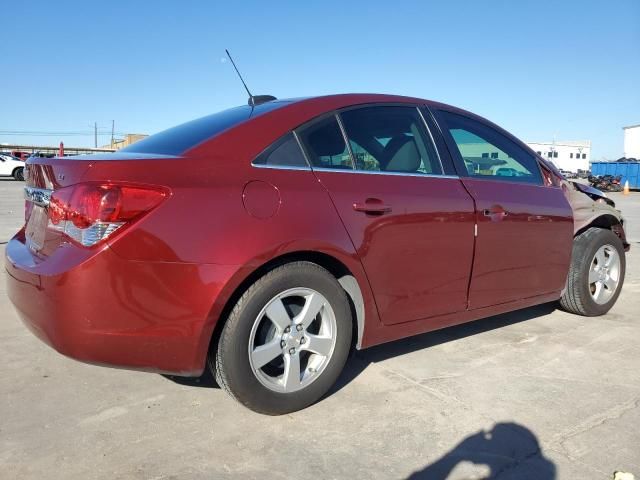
[122,101,289,156]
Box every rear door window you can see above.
[339,106,442,175]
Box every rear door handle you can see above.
[483,205,508,220]
[353,198,392,215]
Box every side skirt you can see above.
[360,291,561,349]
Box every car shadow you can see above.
[162,302,556,392]
[405,422,556,479]
[331,302,557,395]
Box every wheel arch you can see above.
[202,250,367,375]
[12,166,24,178]
[577,213,629,250]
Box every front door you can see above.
[295,105,476,325]
[435,109,574,309]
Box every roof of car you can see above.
[264,93,477,128]
[276,93,448,109]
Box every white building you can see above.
[526,140,591,172]
[623,124,640,159]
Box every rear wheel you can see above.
[212,261,352,415]
[13,167,24,181]
[560,227,625,316]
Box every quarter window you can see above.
[339,106,442,175]
[439,111,542,184]
[296,116,352,169]
[253,133,308,168]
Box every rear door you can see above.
[296,105,476,325]
[433,108,574,309]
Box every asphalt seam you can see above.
[552,397,640,447]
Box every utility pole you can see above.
[111,120,115,148]
[94,122,98,148]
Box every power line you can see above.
[0,130,128,136]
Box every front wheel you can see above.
[212,261,352,415]
[13,167,24,181]
[560,227,626,316]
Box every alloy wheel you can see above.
[588,244,621,305]
[248,288,337,393]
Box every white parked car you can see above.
[0,154,25,180]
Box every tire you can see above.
[559,227,625,316]
[212,261,352,415]
[13,167,24,181]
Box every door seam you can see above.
[310,170,385,328]
[458,178,479,310]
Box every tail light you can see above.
[47,183,168,247]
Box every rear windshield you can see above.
[122,101,288,155]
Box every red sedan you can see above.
[5,94,629,414]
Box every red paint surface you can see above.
[6,94,579,375]
[242,180,281,219]
[461,179,574,309]
[314,171,476,325]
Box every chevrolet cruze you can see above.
[5,94,629,414]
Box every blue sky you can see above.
[2,0,638,159]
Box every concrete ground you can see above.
[1,177,639,479]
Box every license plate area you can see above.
[25,205,47,252]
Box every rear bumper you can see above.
[5,233,238,375]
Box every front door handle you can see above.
[353,198,392,215]
[483,205,509,220]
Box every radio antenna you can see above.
[225,49,255,106]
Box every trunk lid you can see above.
[25,157,92,190]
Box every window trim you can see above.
[251,163,312,172]
[421,105,459,176]
[334,113,357,170]
[310,167,459,179]
[416,107,446,175]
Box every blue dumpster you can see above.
[591,162,640,189]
